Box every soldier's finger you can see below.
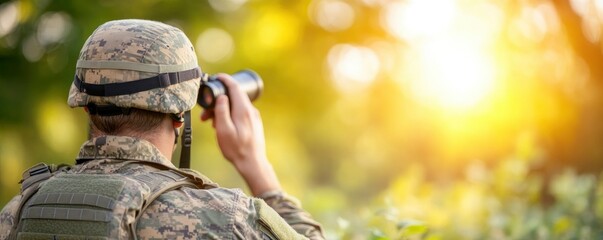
[213,95,236,137]
[215,73,252,122]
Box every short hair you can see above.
[89,108,169,136]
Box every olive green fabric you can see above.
[253,199,306,240]
[21,219,108,237]
[17,232,108,240]
[29,193,115,210]
[37,175,126,197]
[14,168,211,239]
[18,174,126,238]
[23,206,111,222]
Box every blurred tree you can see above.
[552,0,603,173]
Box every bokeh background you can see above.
[1,0,603,239]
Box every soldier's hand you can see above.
[200,74,281,196]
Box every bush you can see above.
[321,159,603,240]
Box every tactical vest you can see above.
[9,162,217,240]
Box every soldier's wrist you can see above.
[234,158,282,196]
[257,190,284,200]
[257,190,302,208]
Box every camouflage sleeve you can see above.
[138,187,299,239]
[0,195,21,240]
[136,187,322,239]
[258,191,324,240]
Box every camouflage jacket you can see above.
[0,136,324,239]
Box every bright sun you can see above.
[383,0,501,111]
[412,40,496,110]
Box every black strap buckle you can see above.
[28,163,50,177]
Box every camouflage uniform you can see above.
[1,136,323,239]
[0,19,324,239]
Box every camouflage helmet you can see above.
[68,19,201,114]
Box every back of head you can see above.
[67,19,201,135]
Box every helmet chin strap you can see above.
[178,111,192,168]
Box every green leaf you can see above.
[370,229,390,240]
[397,219,425,230]
[398,219,428,236]
[553,216,572,235]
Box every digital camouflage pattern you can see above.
[68,19,201,114]
[0,196,19,239]
[0,136,324,239]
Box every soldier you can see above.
[0,19,323,239]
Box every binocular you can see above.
[197,69,264,109]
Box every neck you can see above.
[143,117,177,164]
[143,128,177,164]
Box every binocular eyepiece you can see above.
[197,69,264,109]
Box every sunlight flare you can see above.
[327,44,381,92]
[411,41,496,110]
[382,0,502,111]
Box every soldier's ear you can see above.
[173,120,183,128]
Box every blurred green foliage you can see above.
[328,152,603,239]
[1,0,603,239]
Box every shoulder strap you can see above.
[10,163,71,240]
[127,169,217,239]
[253,199,308,240]
[130,169,199,212]
[19,163,71,193]
[121,159,219,189]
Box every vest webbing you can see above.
[11,161,217,240]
